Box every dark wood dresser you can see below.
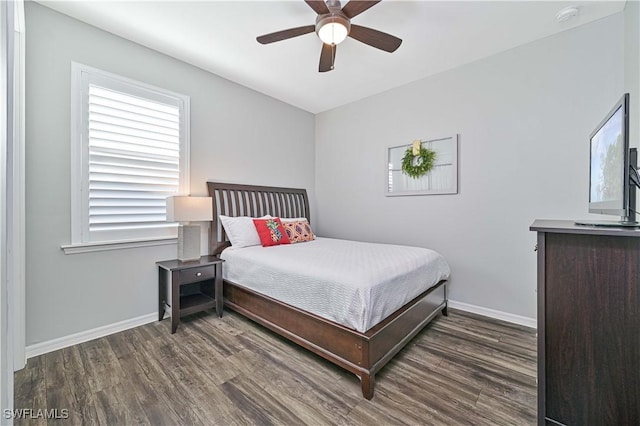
[530,220,640,425]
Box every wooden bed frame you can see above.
[207,181,448,399]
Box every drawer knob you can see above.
[196,272,202,277]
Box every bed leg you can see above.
[361,373,375,400]
[442,284,449,316]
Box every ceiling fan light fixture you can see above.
[316,15,350,45]
[318,22,348,45]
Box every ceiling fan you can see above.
[256,0,402,72]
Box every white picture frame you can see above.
[385,135,458,196]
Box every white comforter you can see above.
[220,237,450,333]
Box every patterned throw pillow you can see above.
[282,219,315,243]
[252,218,291,247]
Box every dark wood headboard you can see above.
[207,181,310,255]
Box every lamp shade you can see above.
[166,196,213,222]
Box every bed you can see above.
[207,181,449,399]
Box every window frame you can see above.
[67,62,190,252]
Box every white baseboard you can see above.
[25,313,157,359]
[448,300,537,329]
[24,302,534,359]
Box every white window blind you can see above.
[70,63,190,246]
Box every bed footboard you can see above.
[224,279,447,399]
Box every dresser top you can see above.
[531,219,640,237]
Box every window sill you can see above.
[61,236,177,254]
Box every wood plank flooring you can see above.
[14,309,537,425]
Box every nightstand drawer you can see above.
[179,266,215,284]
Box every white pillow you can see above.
[280,217,309,223]
[219,215,271,248]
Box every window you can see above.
[69,63,190,249]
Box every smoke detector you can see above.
[556,6,580,23]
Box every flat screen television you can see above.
[576,93,640,227]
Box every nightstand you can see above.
[156,255,224,334]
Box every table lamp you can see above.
[166,196,213,262]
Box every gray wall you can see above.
[25,1,636,345]
[25,3,315,345]
[315,14,625,320]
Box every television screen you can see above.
[589,105,624,204]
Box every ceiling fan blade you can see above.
[348,24,402,52]
[305,0,330,15]
[319,43,336,72]
[342,0,381,19]
[257,25,316,44]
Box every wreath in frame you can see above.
[401,141,437,179]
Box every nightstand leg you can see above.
[215,263,223,318]
[158,267,167,321]
[171,270,180,333]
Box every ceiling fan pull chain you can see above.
[332,44,336,70]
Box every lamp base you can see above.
[178,224,201,262]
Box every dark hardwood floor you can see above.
[14,309,536,425]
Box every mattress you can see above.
[220,237,450,333]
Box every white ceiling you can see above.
[38,0,625,113]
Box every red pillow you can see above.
[252,218,291,247]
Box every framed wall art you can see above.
[386,135,458,196]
